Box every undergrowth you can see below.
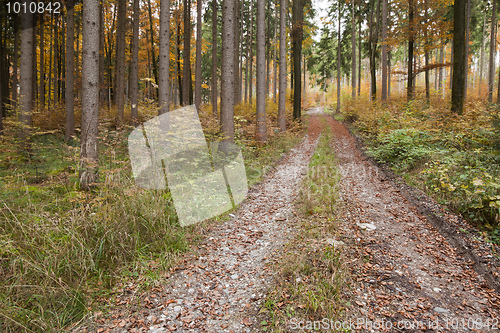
[262,120,350,331]
[0,99,301,332]
[342,94,500,243]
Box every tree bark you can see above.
[80,0,100,190]
[212,0,218,116]
[407,0,414,101]
[424,0,430,102]
[278,0,286,132]
[381,0,388,102]
[464,0,470,100]
[256,0,267,141]
[336,4,341,113]
[221,0,235,143]
[489,0,496,103]
[159,0,171,115]
[182,0,192,106]
[233,1,241,105]
[292,0,303,120]
[249,1,254,102]
[273,9,278,104]
[39,14,45,110]
[131,0,140,126]
[115,0,126,124]
[479,12,486,96]
[351,1,356,99]
[66,0,75,141]
[19,1,34,147]
[451,0,466,114]
[195,0,203,110]
[147,0,159,96]
[358,20,361,96]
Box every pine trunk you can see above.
[65,0,75,141]
[256,0,267,141]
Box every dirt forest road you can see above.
[327,115,500,332]
[82,110,500,332]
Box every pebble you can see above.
[231,274,239,280]
[434,307,450,314]
[173,306,182,312]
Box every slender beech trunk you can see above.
[381,0,388,102]
[39,14,45,110]
[256,0,267,141]
[488,0,496,103]
[65,0,75,141]
[20,1,34,148]
[233,1,241,105]
[424,0,430,102]
[147,0,159,93]
[12,16,19,110]
[131,0,139,126]
[336,4,341,113]
[182,0,192,105]
[479,13,486,96]
[292,0,303,120]
[278,0,286,132]
[116,0,126,124]
[351,1,356,98]
[451,0,466,114]
[159,0,171,115]
[249,1,254,102]
[408,0,414,101]
[358,20,361,96]
[221,0,235,143]
[211,0,217,115]
[273,11,278,104]
[465,0,470,100]
[195,0,202,110]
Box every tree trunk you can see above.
[424,0,430,102]
[407,0,414,101]
[80,0,100,190]
[358,20,361,96]
[12,16,19,110]
[489,0,496,103]
[451,0,466,114]
[177,15,183,104]
[212,0,218,116]
[233,1,241,105]
[115,0,126,124]
[464,0,470,100]
[292,0,303,120]
[131,0,140,125]
[221,0,235,143]
[174,6,179,106]
[182,0,192,106]
[66,0,75,141]
[256,0,267,141]
[273,10,278,104]
[351,1,356,98]
[278,0,286,132]
[336,5,341,113]
[388,50,391,98]
[479,13,486,96]
[147,0,159,96]
[159,0,171,115]
[249,1,254,102]
[19,1,34,147]
[39,14,45,110]
[439,46,444,93]
[195,0,203,111]
[381,0,388,102]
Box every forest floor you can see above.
[79,109,500,332]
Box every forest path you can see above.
[327,117,500,331]
[84,114,324,332]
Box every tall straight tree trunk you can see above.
[159,0,171,115]
[479,13,486,96]
[256,0,267,141]
[358,20,361,96]
[211,0,217,116]
[32,16,37,106]
[80,0,100,190]
[182,0,192,106]
[12,16,19,110]
[115,0,126,124]
[408,0,414,101]
[177,15,183,104]
[66,0,75,141]
[464,0,470,100]
[245,10,250,103]
[273,11,278,104]
[451,0,466,114]
[195,0,202,110]
[174,6,179,106]
[147,0,159,94]
[351,1,356,98]
[336,4,341,113]
[131,0,139,126]
[292,0,303,120]
[439,46,444,93]
[233,1,241,105]
[249,1,254,102]
[388,50,391,98]
[381,0,388,101]
[54,17,59,107]
[19,1,34,147]
[48,14,53,109]
[39,14,45,110]
[221,0,235,143]
[489,0,496,103]
[424,0,430,102]
[278,0,286,132]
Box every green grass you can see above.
[262,120,350,331]
[0,112,302,332]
